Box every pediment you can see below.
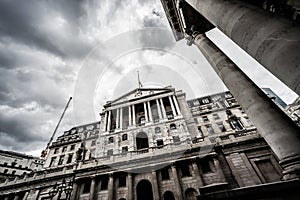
[108,87,174,106]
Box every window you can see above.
[122,134,128,141]
[108,137,114,144]
[82,181,91,193]
[202,116,209,123]
[91,140,96,146]
[201,160,213,173]
[226,110,232,116]
[70,145,75,151]
[213,114,220,120]
[122,146,128,153]
[198,127,203,137]
[206,125,215,135]
[170,123,176,130]
[58,155,65,165]
[155,127,161,133]
[180,164,191,177]
[62,146,67,153]
[12,170,16,175]
[193,100,200,106]
[153,116,159,123]
[230,118,243,130]
[202,98,209,104]
[157,140,164,147]
[139,116,146,125]
[173,136,180,143]
[67,154,73,164]
[89,149,95,159]
[4,169,8,174]
[100,178,108,190]
[54,148,59,154]
[107,149,113,156]
[50,157,56,167]
[217,123,226,132]
[161,168,170,180]
[119,175,126,187]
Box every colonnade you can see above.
[104,95,181,131]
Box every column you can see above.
[128,105,132,126]
[160,98,167,119]
[107,111,111,131]
[147,101,153,122]
[156,99,162,120]
[13,194,19,200]
[171,164,183,199]
[192,33,300,180]
[185,0,300,95]
[151,171,160,200]
[144,102,149,122]
[116,109,120,129]
[104,111,108,131]
[22,191,29,200]
[70,181,78,200]
[127,173,133,200]
[173,95,181,115]
[168,96,176,116]
[107,174,114,200]
[192,161,203,188]
[213,158,226,182]
[120,107,123,129]
[132,105,136,126]
[89,176,96,200]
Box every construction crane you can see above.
[41,97,72,158]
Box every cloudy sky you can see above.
[0,0,298,156]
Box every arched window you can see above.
[122,134,128,141]
[185,188,198,200]
[170,123,176,130]
[108,137,114,144]
[155,127,161,133]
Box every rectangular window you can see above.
[54,148,59,154]
[90,149,95,159]
[173,136,180,143]
[118,175,126,187]
[193,100,200,106]
[91,140,96,146]
[197,127,203,137]
[206,125,214,135]
[180,164,191,177]
[122,146,128,153]
[107,149,113,156]
[70,145,75,151]
[217,123,226,132]
[67,154,73,164]
[100,177,108,190]
[83,181,91,193]
[201,160,213,173]
[62,146,67,153]
[50,157,56,167]
[157,140,164,148]
[58,155,64,165]
[213,114,220,120]
[202,116,209,123]
[161,168,170,180]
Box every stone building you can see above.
[0,86,298,200]
[0,150,44,182]
[285,97,300,127]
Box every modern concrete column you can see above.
[156,99,162,120]
[116,109,120,129]
[144,102,149,122]
[192,161,203,188]
[132,105,136,125]
[171,164,183,199]
[120,107,123,129]
[22,191,29,200]
[160,98,167,119]
[151,171,160,200]
[107,174,114,200]
[128,105,132,126]
[107,111,111,131]
[127,173,133,200]
[89,177,96,200]
[192,33,300,180]
[147,101,153,122]
[70,181,78,200]
[185,0,300,95]
[173,95,181,115]
[169,96,176,116]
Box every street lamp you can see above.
[49,179,73,200]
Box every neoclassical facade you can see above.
[1,86,298,200]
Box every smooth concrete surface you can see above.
[186,0,300,95]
